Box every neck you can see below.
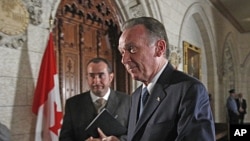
[143,59,167,85]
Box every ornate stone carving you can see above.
[0,0,29,35]
[28,6,43,25]
[223,41,235,88]
[0,34,26,49]
[169,44,181,69]
[130,4,146,18]
[28,0,43,25]
[0,0,43,49]
[31,0,42,7]
[0,0,54,49]
[0,0,29,49]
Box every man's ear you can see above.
[109,73,114,82]
[155,39,166,57]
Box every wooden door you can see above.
[54,0,130,108]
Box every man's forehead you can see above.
[119,33,138,48]
[87,68,107,73]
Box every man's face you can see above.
[87,62,113,97]
[118,25,158,83]
[232,93,238,99]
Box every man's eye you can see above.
[120,50,125,56]
[129,47,137,54]
[99,73,105,78]
[89,74,95,78]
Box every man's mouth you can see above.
[93,85,103,89]
[126,64,136,70]
[127,66,138,73]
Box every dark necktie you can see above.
[139,87,149,117]
[95,98,106,113]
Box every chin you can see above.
[92,90,102,95]
[131,75,141,81]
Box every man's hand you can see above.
[239,107,244,112]
[85,136,101,141]
[85,128,120,141]
[97,128,120,141]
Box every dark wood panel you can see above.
[62,52,80,106]
[54,0,130,110]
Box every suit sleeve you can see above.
[176,83,216,141]
[59,100,74,141]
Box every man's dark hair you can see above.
[122,17,170,58]
[87,57,113,73]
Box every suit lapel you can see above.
[132,63,175,139]
[79,92,97,118]
[105,90,118,115]
[134,84,167,134]
[127,88,141,140]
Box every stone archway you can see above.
[179,3,221,121]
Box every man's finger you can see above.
[85,136,93,141]
[97,127,107,138]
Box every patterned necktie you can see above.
[139,87,149,117]
[95,98,106,113]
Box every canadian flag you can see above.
[32,33,63,141]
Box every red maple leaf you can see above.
[49,102,63,135]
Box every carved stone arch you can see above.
[178,3,219,91]
[54,0,130,109]
[115,0,163,21]
[242,53,250,100]
[179,3,224,120]
[222,33,235,89]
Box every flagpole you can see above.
[49,13,54,32]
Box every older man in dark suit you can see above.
[118,17,215,141]
[59,57,130,141]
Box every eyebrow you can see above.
[124,43,134,48]
[88,72,105,75]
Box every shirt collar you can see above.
[90,88,110,102]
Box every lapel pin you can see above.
[156,97,160,102]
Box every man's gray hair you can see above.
[122,17,170,58]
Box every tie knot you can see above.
[96,98,106,105]
[142,87,148,94]
[95,98,106,113]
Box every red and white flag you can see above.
[32,32,63,141]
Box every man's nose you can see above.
[93,75,101,83]
[121,51,130,64]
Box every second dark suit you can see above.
[236,98,247,124]
[127,63,216,141]
[59,90,130,141]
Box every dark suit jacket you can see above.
[127,63,216,141]
[59,90,130,141]
[236,98,247,114]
